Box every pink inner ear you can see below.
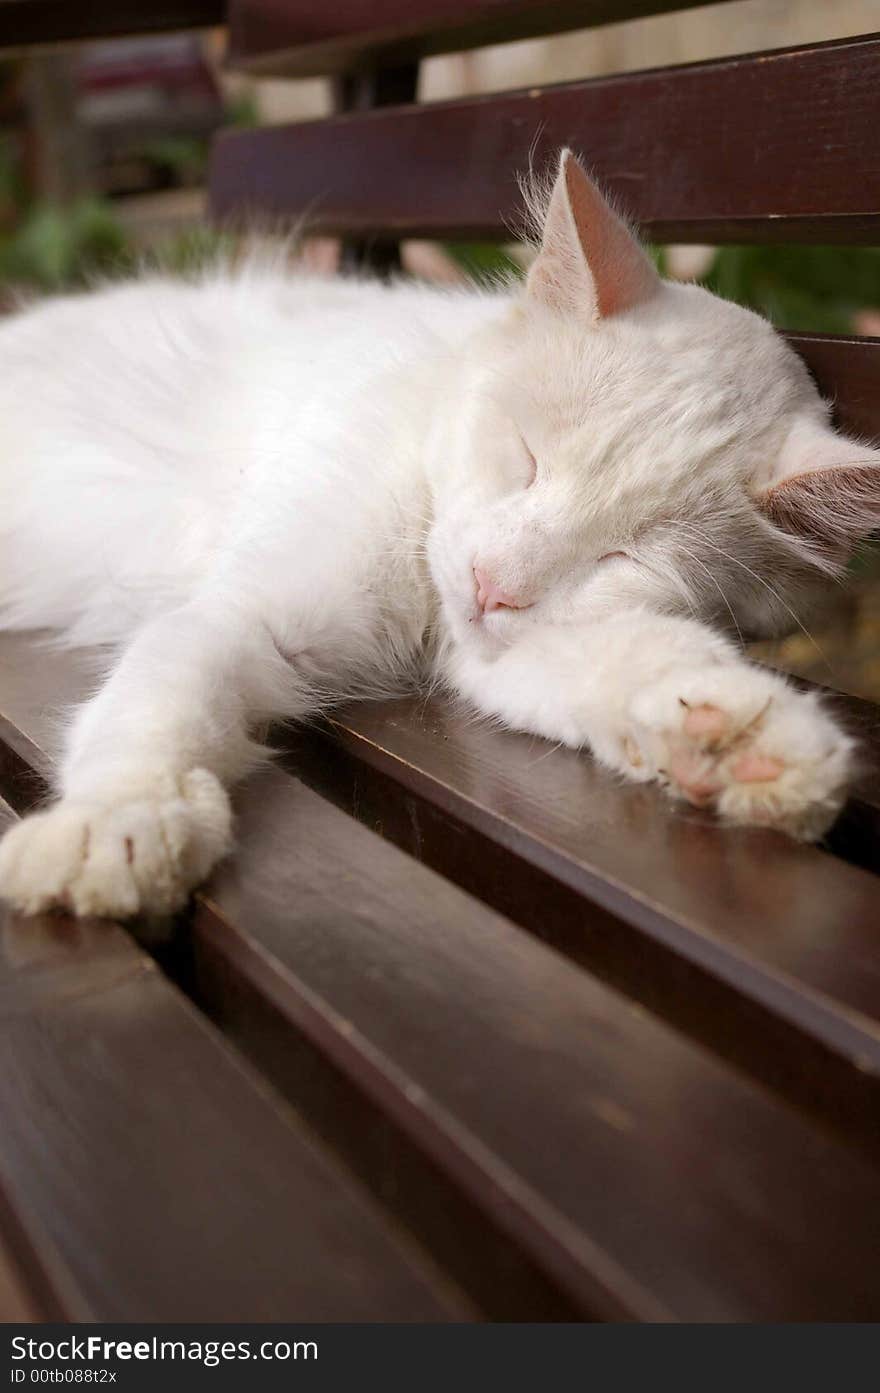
[756,416,880,561]
[762,464,880,555]
[562,157,658,319]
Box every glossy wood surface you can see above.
[291,694,880,1148]
[211,34,880,246]
[1,635,879,1320]
[192,763,880,1320]
[0,676,468,1320]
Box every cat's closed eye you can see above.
[598,550,629,564]
[521,436,538,489]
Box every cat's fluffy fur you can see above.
[1,150,878,918]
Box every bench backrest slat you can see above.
[211,33,880,247]
[228,0,742,77]
[784,334,880,444]
[0,0,224,49]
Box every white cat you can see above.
[0,150,877,919]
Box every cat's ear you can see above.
[755,414,880,563]
[526,149,659,322]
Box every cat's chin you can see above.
[461,616,518,657]
[437,602,504,653]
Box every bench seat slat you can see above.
[227,0,741,78]
[317,695,880,1034]
[196,767,880,1322]
[210,33,880,247]
[0,803,467,1322]
[280,692,880,1150]
[0,1218,40,1322]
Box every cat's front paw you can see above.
[0,769,231,918]
[624,666,853,841]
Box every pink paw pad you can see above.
[682,702,728,741]
[669,749,722,806]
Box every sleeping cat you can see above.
[0,149,877,919]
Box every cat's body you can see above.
[0,268,476,650]
[1,152,878,918]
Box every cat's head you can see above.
[426,149,880,651]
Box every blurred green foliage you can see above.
[445,240,880,334]
[0,201,236,290]
[444,241,522,284]
[134,134,208,184]
[0,124,131,289]
[703,244,880,333]
[223,90,260,129]
[0,197,130,289]
[0,84,256,292]
[143,224,232,275]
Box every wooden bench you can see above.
[2,0,880,1322]
[0,2,224,51]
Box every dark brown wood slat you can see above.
[0,802,44,1325]
[813,681,880,877]
[283,693,880,1152]
[0,1237,39,1321]
[210,32,880,245]
[787,333,880,446]
[0,637,110,815]
[0,0,225,51]
[316,693,880,1021]
[190,765,880,1322]
[0,799,467,1322]
[228,0,740,78]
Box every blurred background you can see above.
[1,0,879,696]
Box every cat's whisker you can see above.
[523,738,566,768]
[672,542,745,648]
[637,553,701,623]
[675,519,829,667]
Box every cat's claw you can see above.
[0,769,231,919]
[625,666,853,841]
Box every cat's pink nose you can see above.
[473,566,529,614]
